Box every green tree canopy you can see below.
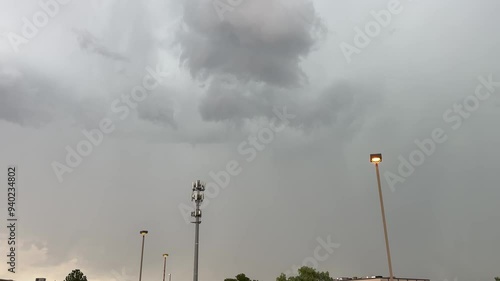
[494,277,499,281]
[64,269,88,281]
[277,266,333,281]
[225,273,258,281]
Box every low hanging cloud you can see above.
[176,0,326,87]
[0,62,117,128]
[198,75,384,136]
[73,28,129,62]
[0,64,70,127]
[137,94,178,129]
[294,80,382,137]
[198,76,273,122]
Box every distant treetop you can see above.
[277,266,333,281]
[225,273,258,281]
[64,269,88,281]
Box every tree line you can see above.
[60,267,500,281]
[224,267,500,281]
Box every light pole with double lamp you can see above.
[370,153,394,281]
[138,230,148,281]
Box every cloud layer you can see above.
[177,0,325,87]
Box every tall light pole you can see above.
[370,154,394,281]
[139,230,148,281]
[191,180,205,281]
[163,253,169,281]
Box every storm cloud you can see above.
[198,74,383,137]
[176,0,326,87]
[0,62,74,126]
[73,28,129,62]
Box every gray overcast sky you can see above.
[0,0,500,280]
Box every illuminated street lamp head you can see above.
[140,230,148,235]
[370,153,382,164]
[163,253,169,257]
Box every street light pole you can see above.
[139,230,148,281]
[370,154,394,281]
[163,254,169,281]
[191,180,205,281]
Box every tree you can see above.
[277,266,333,281]
[64,269,88,281]
[225,273,258,281]
[494,277,499,281]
